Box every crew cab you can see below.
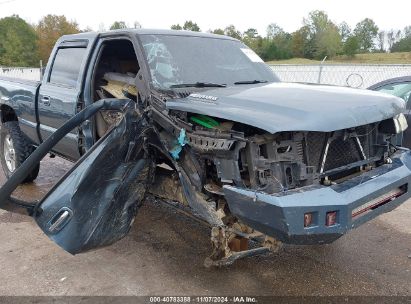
[0,29,410,266]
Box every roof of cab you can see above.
[60,29,237,42]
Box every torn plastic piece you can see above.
[170,128,187,160]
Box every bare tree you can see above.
[266,23,284,39]
[338,21,351,42]
[387,30,395,51]
[396,30,402,41]
[377,30,385,51]
[98,23,105,32]
[133,21,142,29]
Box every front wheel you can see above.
[0,121,39,183]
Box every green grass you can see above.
[267,52,411,64]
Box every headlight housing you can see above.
[394,113,408,133]
[379,113,408,134]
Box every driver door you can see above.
[0,100,152,254]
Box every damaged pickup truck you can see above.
[0,29,410,266]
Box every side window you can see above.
[49,48,87,88]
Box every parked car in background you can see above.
[369,76,411,148]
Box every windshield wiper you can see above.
[169,82,227,88]
[234,80,268,85]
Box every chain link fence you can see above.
[1,64,411,88]
[270,64,411,88]
[0,67,41,81]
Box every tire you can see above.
[0,121,40,183]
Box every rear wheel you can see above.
[0,121,40,183]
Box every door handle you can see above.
[41,96,51,106]
[48,208,72,233]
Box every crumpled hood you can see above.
[166,82,406,133]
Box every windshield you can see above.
[139,34,279,89]
[375,82,411,102]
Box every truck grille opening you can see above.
[306,133,326,170]
[306,124,379,175]
[323,137,362,171]
[351,184,407,218]
[240,123,387,194]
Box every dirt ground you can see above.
[0,156,410,296]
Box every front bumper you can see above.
[223,151,411,245]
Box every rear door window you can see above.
[49,48,87,88]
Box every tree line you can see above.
[172,12,411,61]
[0,12,410,67]
[0,15,141,67]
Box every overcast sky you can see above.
[1,0,410,34]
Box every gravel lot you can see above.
[0,156,410,296]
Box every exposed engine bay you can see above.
[136,88,401,266]
[85,69,408,266]
[87,67,407,265]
